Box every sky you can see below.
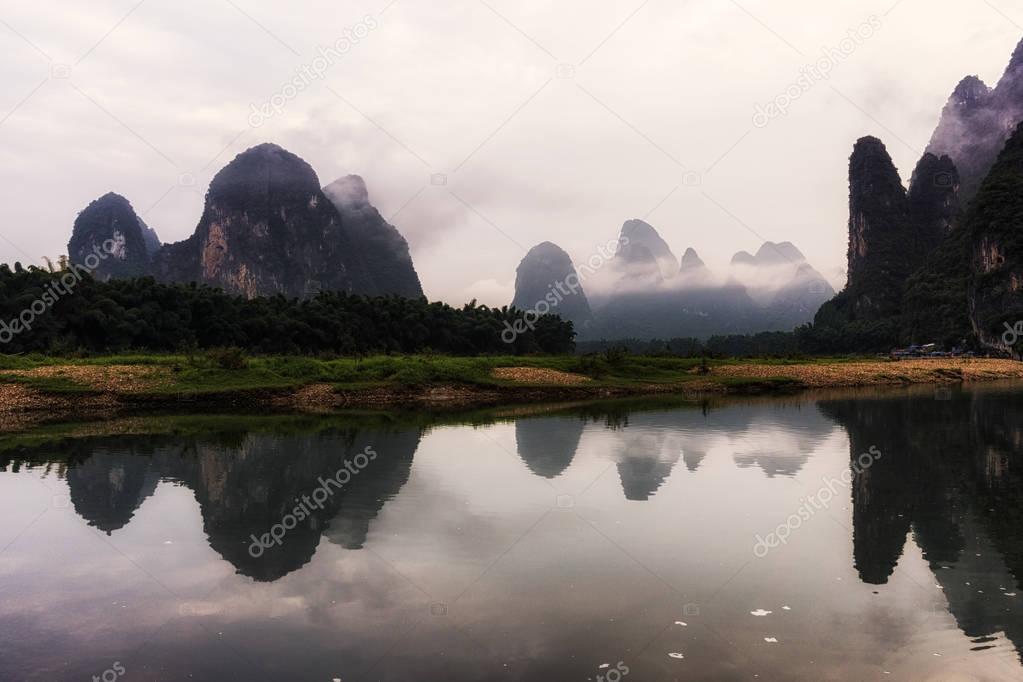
[0,0,1021,306]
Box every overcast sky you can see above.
[0,0,1020,305]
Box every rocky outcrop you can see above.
[68,193,155,281]
[844,136,913,319]
[511,242,592,327]
[153,143,373,298]
[322,175,423,298]
[71,145,426,301]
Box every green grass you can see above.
[0,351,878,398]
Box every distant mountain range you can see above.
[813,37,1023,355]
[68,143,422,300]
[64,38,1023,351]
[510,219,835,340]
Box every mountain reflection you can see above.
[821,385,1023,659]
[2,384,1022,673]
[515,417,584,479]
[1,423,421,582]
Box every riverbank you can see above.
[0,354,1021,433]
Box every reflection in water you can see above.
[3,385,1023,679]
[822,386,1023,659]
[515,417,584,479]
[7,425,422,582]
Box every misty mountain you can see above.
[927,38,1023,202]
[511,242,592,329]
[679,247,709,276]
[512,220,833,340]
[615,218,679,281]
[323,174,424,299]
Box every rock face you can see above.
[68,193,155,281]
[927,39,1023,202]
[967,122,1023,354]
[844,136,913,319]
[511,242,592,327]
[154,144,373,298]
[322,175,423,298]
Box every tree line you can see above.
[0,264,575,356]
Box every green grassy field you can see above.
[0,351,841,396]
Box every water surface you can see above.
[2,384,1023,681]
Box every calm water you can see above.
[2,384,1023,681]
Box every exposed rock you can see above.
[154,143,373,298]
[323,175,423,298]
[68,193,153,281]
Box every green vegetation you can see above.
[0,350,882,402]
[0,268,575,356]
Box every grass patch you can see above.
[0,352,884,398]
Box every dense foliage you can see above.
[0,267,575,356]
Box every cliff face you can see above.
[68,193,155,281]
[511,242,592,327]
[322,175,423,299]
[813,136,970,349]
[967,122,1023,354]
[154,144,372,298]
[844,136,912,319]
